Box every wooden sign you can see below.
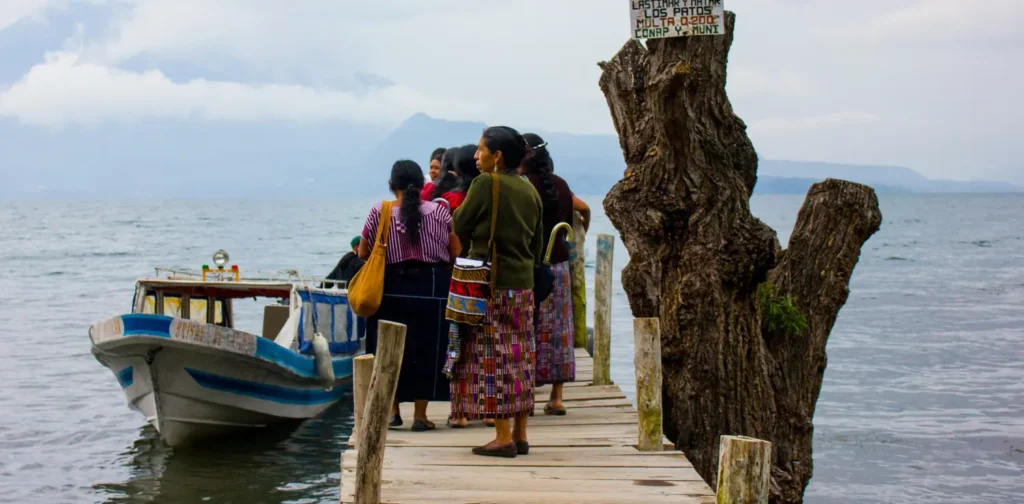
[630,0,726,39]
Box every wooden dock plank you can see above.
[386,404,639,428]
[340,350,711,503]
[342,447,696,469]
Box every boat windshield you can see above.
[132,280,294,328]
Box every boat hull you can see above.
[90,314,355,447]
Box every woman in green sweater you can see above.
[449,126,543,458]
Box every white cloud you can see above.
[1,0,1022,183]
[728,68,814,98]
[820,0,1024,44]
[0,51,485,128]
[0,0,59,32]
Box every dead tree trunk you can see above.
[764,179,882,502]
[598,12,882,503]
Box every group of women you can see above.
[356,126,591,458]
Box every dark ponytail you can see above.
[522,133,559,219]
[389,160,425,244]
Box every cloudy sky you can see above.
[1,0,1021,183]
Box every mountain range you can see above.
[1,113,1019,199]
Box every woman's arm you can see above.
[448,232,462,262]
[357,237,370,260]
[572,195,591,232]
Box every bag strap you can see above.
[376,200,393,250]
[487,173,500,293]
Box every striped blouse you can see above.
[361,200,452,264]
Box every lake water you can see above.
[0,194,1021,503]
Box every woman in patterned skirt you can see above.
[519,133,581,415]
[449,126,544,457]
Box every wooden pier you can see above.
[340,235,771,503]
[340,346,715,503]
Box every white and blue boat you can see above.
[89,251,364,447]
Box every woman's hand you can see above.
[448,232,463,262]
[572,195,591,232]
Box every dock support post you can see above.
[355,321,407,504]
[633,317,663,451]
[593,234,614,385]
[715,435,772,504]
[351,354,375,446]
[570,210,589,349]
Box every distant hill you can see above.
[751,176,911,195]
[756,160,1019,194]
[0,112,1018,199]
[367,114,1021,196]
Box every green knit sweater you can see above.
[453,173,544,290]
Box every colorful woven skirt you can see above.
[449,288,535,420]
[535,261,575,386]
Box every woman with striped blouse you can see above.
[359,160,462,431]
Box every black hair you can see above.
[482,126,527,173]
[522,132,559,219]
[431,146,460,199]
[452,144,481,193]
[430,147,447,163]
[388,160,425,244]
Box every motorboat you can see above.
[88,250,363,447]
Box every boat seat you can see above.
[262,305,291,339]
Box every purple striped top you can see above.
[361,200,452,264]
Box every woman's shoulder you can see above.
[469,173,492,188]
[551,174,573,199]
[421,200,451,219]
[549,173,569,188]
[420,200,440,213]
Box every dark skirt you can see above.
[364,260,452,403]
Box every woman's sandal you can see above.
[471,442,517,458]
[411,419,435,432]
[543,403,567,416]
[446,416,467,429]
[388,412,403,428]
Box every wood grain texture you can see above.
[354,321,406,504]
[634,318,664,451]
[351,354,374,446]
[340,347,714,503]
[716,435,772,504]
[593,233,615,386]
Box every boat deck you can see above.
[339,348,715,503]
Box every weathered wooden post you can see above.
[355,321,407,504]
[350,354,375,445]
[592,234,614,385]
[715,435,772,504]
[633,317,663,451]
[570,211,588,349]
